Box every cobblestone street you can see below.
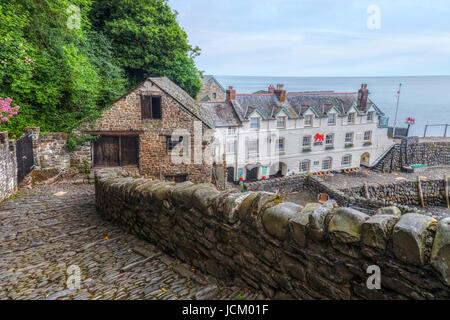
[0,181,263,300]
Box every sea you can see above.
[214,75,450,137]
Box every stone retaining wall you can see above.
[342,179,447,208]
[95,169,450,300]
[373,137,450,172]
[0,132,17,202]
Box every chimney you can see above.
[357,84,369,111]
[274,84,286,102]
[268,85,275,93]
[226,86,236,101]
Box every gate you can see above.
[16,133,35,182]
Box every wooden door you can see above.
[94,136,120,167]
[121,136,139,166]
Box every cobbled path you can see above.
[0,181,263,300]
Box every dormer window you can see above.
[276,116,286,129]
[227,127,237,136]
[250,117,260,130]
[367,112,374,122]
[304,115,313,127]
[328,114,336,125]
[348,113,355,124]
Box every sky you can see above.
[169,0,450,77]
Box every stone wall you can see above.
[95,168,450,300]
[246,175,417,214]
[341,179,447,208]
[0,132,17,202]
[39,133,71,169]
[373,137,450,172]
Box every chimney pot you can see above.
[274,84,286,102]
[357,84,369,111]
[226,86,236,101]
[268,85,275,93]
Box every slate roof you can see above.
[199,102,240,127]
[231,92,384,120]
[202,75,226,92]
[149,77,215,128]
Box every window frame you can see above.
[304,115,313,127]
[325,134,334,146]
[367,111,374,122]
[345,132,354,143]
[299,159,311,173]
[226,140,237,154]
[276,116,287,129]
[347,113,355,124]
[364,130,372,141]
[250,117,260,130]
[322,157,333,170]
[166,135,189,156]
[328,113,336,125]
[302,135,311,147]
[276,138,285,152]
[341,154,352,167]
[141,95,162,120]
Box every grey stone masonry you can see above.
[0,132,17,202]
[95,168,450,300]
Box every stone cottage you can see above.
[197,75,226,102]
[79,77,215,183]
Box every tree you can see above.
[89,0,202,98]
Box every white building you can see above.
[200,84,394,182]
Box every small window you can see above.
[227,127,237,136]
[166,136,188,155]
[325,134,334,145]
[247,140,259,155]
[250,117,260,130]
[277,116,286,129]
[141,95,162,119]
[276,138,285,152]
[212,93,217,100]
[367,112,374,122]
[364,131,372,141]
[323,157,333,170]
[304,115,313,126]
[226,140,237,154]
[342,154,352,167]
[302,136,311,147]
[328,114,336,125]
[347,113,355,124]
[345,132,354,143]
[299,160,311,173]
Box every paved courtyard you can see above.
[0,181,263,300]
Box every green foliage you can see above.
[0,0,202,138]
[89,0,202,97]
[66,133,99,152]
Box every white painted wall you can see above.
[213,109,394,181]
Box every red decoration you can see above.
[314,133,324,142]
[406,117,415,125]
[262,176,267,180]
[239,177,244,181]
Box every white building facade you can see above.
[201,84,394,182]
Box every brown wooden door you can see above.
[94,136,120,167]
[121,136,139,166]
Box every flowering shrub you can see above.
[0,97,20,126]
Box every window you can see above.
[364,131,372,141]
[345,132,354,143]
[276,138,285,152]
[302,136,311,147]
[141,95,162,119]
[347,113,355,124]
[212,93,217,100]
[299,160,311,173]
[325,134,334,145]
[304,115,313,126]
[166,136,189,155]
[277,116,286,129]
[247,140,258,155]
[323,157,333,170]
[226,140,237,154]
[328,114,336,125]
[227,127,237,136]
[367,112,374,122]
[342,154,352,167]
[250,117,260,130]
